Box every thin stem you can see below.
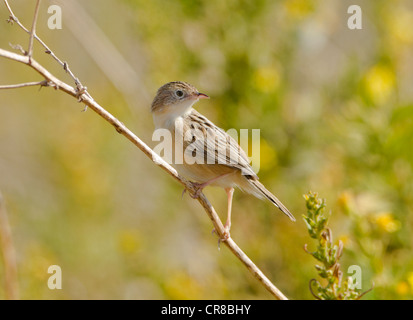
[3,0,16,20]
[4,0,82,87]
[27,0,41,59]
[0,80,49,89]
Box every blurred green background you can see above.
[0,0,413,299]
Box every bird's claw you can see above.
[212,226,230,250]
[182,182,204,199]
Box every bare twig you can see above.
[0,2,290,300]
[27,0,41,59]
[4,0,84,89]
[0,192,19,300]
[0,80,51,90]
[4,0,17,23]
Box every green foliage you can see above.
[303,192,370,300]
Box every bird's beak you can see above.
[196,92,209,99]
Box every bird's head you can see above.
[151,81,209,114]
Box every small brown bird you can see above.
[151,81,295,239]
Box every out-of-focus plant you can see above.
[303,192,371,300]
[337,190,410,299]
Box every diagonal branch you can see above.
[4,0,84,89]
[0,3,290,300]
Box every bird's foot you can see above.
[182,181,205,199]
[212,223,231,249]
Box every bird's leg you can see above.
[223,187,234,238]
[183,172,233,199]
[212,187,234,247]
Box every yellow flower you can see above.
[363,64,396,105]
[252,66,281,93]
[396,281,409,296]
[337,191,352,213]
[373,212,400,233]
[164,272,202,299]
[407,272,413,291]
[338,235,350,247]
[397,272,413,296]
[284,0,314,19]
[118,230,141,254]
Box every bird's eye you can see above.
[175,90,184,98]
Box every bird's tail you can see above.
[248,179,296,221]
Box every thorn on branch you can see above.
[114,121,125,134]
[6,15,17,25]
[37,80,58,91]
[38,80,48,90]
[75,83,87,102]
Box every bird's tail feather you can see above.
[248,179,296,221]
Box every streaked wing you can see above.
[183,110,257,178]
